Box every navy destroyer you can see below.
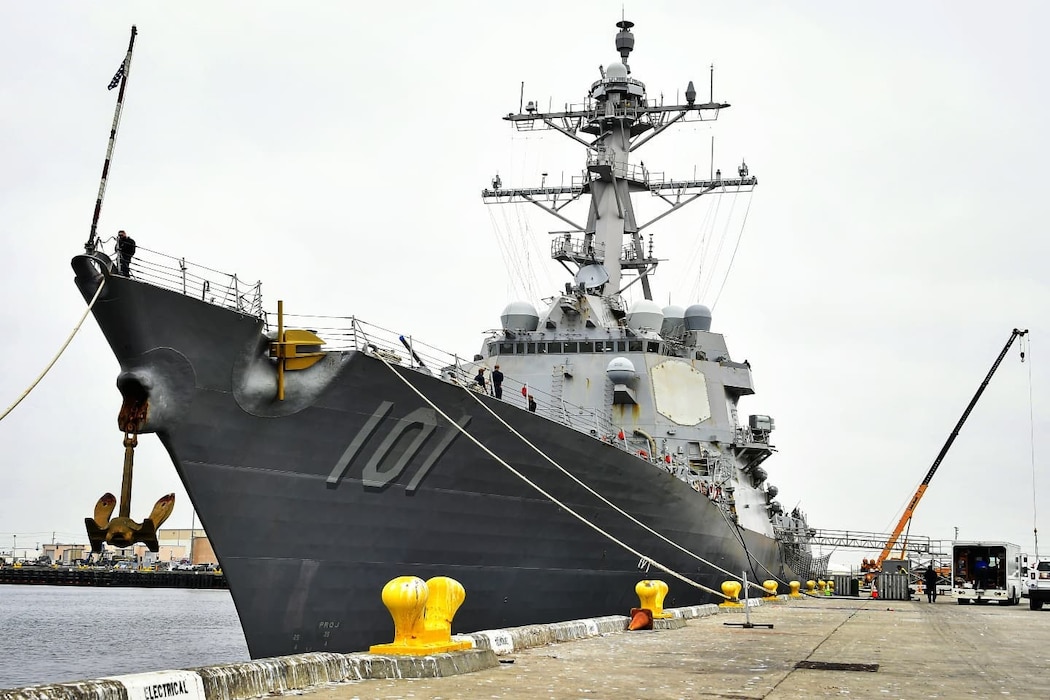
[73,21,822,658]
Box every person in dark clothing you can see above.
[491,365,504,399]
[528,394,537,412]
[923,565,938,603]
[116,230,136,276]
[474,368,486,393]
[974,557,989,589]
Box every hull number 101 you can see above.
[325,401,470,492]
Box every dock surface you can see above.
[300,597,1050,699]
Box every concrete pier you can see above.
[295,597,1050,699]
[5,596,1050,699]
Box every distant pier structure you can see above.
[0,566,228,589]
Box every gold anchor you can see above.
[85,398,174,552]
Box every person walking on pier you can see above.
[923,565,938,603]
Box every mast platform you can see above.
[482,174,758,204]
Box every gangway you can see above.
[807,529,946,556]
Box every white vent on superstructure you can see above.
[607,356,638,405]
[626,299,664,332]
[606,357,637,385]
[684,303,712,331]
[500,301,540,332]
[660,305,685,337]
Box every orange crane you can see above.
[872,328,1028,570]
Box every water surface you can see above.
[0,585,249,689]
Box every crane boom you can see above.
[875,328,1029,568]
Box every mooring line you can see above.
[455,382,771,593]
[0,279,107,423]
[372,353,727,599]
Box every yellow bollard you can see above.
[651,579,672,619]
[635,579,658,616]
[369,576,428,654]
[817,579,826,593]
[762,580,778,600]
[806,580,817,594]
[636,579,674,619]
[421,576,472,651]
[719,580,744,608]
[369,576,471,655]
[789,581,803,598]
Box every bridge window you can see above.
[564,342,578,353]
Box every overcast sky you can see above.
[2,1,1048,567]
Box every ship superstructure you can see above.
[477,20,793,540]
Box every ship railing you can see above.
[734,427,771,446]
[551,235,606,261]
[711,456,735,485]
[585,153,662,185]
[106,240,264,318]
[266,314,633,448]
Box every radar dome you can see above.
[626,299,664,332]
[660,305,685,336]
[770,501,784,515]
[684,303,712,331]
[766,484,779,499]
[606,357,636,385]
[751,466,768,485]
[500,301,539,331]
[606,62,628,80]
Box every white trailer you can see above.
[952,541,1022,605]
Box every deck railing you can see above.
[104,238,264,318]
[273,312,634,448]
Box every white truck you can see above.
[1026,558,1050,610]
[951,541,1022,605]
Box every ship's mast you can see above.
[482,21,757,303]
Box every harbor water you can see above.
[0,584,249,689]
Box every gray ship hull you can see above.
[74,257,798,659]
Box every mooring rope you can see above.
[711,493,792,591]
[372,352,728,599]
[455,383,772,593]
[0,279,107,423]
